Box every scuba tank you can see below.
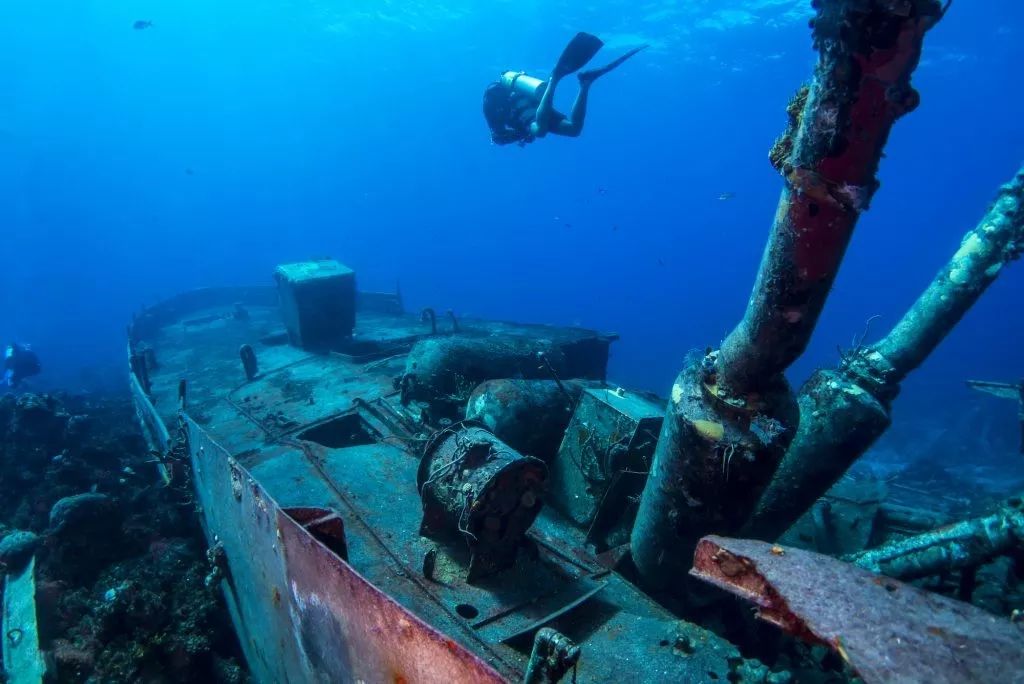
[499,71,547,101]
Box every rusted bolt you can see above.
[672,635,696,656]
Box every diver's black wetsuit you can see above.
[482,83,565,146]
[4,344,40,388]
[483,37,645,146]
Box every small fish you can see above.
[611,224,619,232]
[717,192,736,201]
[657,258,665,267]
[185,168,194,176]
[133,20,154,30]
[597,186,607,196]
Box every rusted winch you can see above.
[417,421,547,582]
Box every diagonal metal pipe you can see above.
[631,0,944,589]
[746,167,1024,541]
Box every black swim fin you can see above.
[578,44,648,85]
[552,32,604,79]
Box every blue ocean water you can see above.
[1,2,1020,460]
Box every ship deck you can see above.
[131,286,761,682]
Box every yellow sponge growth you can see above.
[693,419,725,442]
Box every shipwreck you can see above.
[4,1,1024,682]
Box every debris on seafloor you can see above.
[848,493,1024,582]
[0,392,245,683]
[690,535,1024,684]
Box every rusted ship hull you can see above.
[129,288,508,683]
[127,283,768,683]
[187,418,508,683]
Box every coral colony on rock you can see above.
[0,394,245,682]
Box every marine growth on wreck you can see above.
[2,1,1022,683]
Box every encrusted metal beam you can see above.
[848,494,1024,580]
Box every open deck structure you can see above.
[126,275,776,683]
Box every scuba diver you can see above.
[483,32,646,146]
[4,343,40,388]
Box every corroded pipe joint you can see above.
[716,0,942,395]
[743,367,891,541]
[746,167,1024,539]
[523,628,580,684]
[631,355,797,589]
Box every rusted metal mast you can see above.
[747,168,1024,541]
[631,0,943,588]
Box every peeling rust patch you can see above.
[690,536,1024,684]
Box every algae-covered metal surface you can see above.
[115,5,1024,680]
[129,282,774,683]
[187,419,508,683]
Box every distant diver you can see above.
[483,32,646,147]
[133,20,154,30]
[4,343,40,388]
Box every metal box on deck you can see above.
[549,387,662,550]
[274,260,356,351]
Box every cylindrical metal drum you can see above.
[466,379,582,463]
[417,421,547,582]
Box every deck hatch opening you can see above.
[298,414,375,449]
[456,604,479,620]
